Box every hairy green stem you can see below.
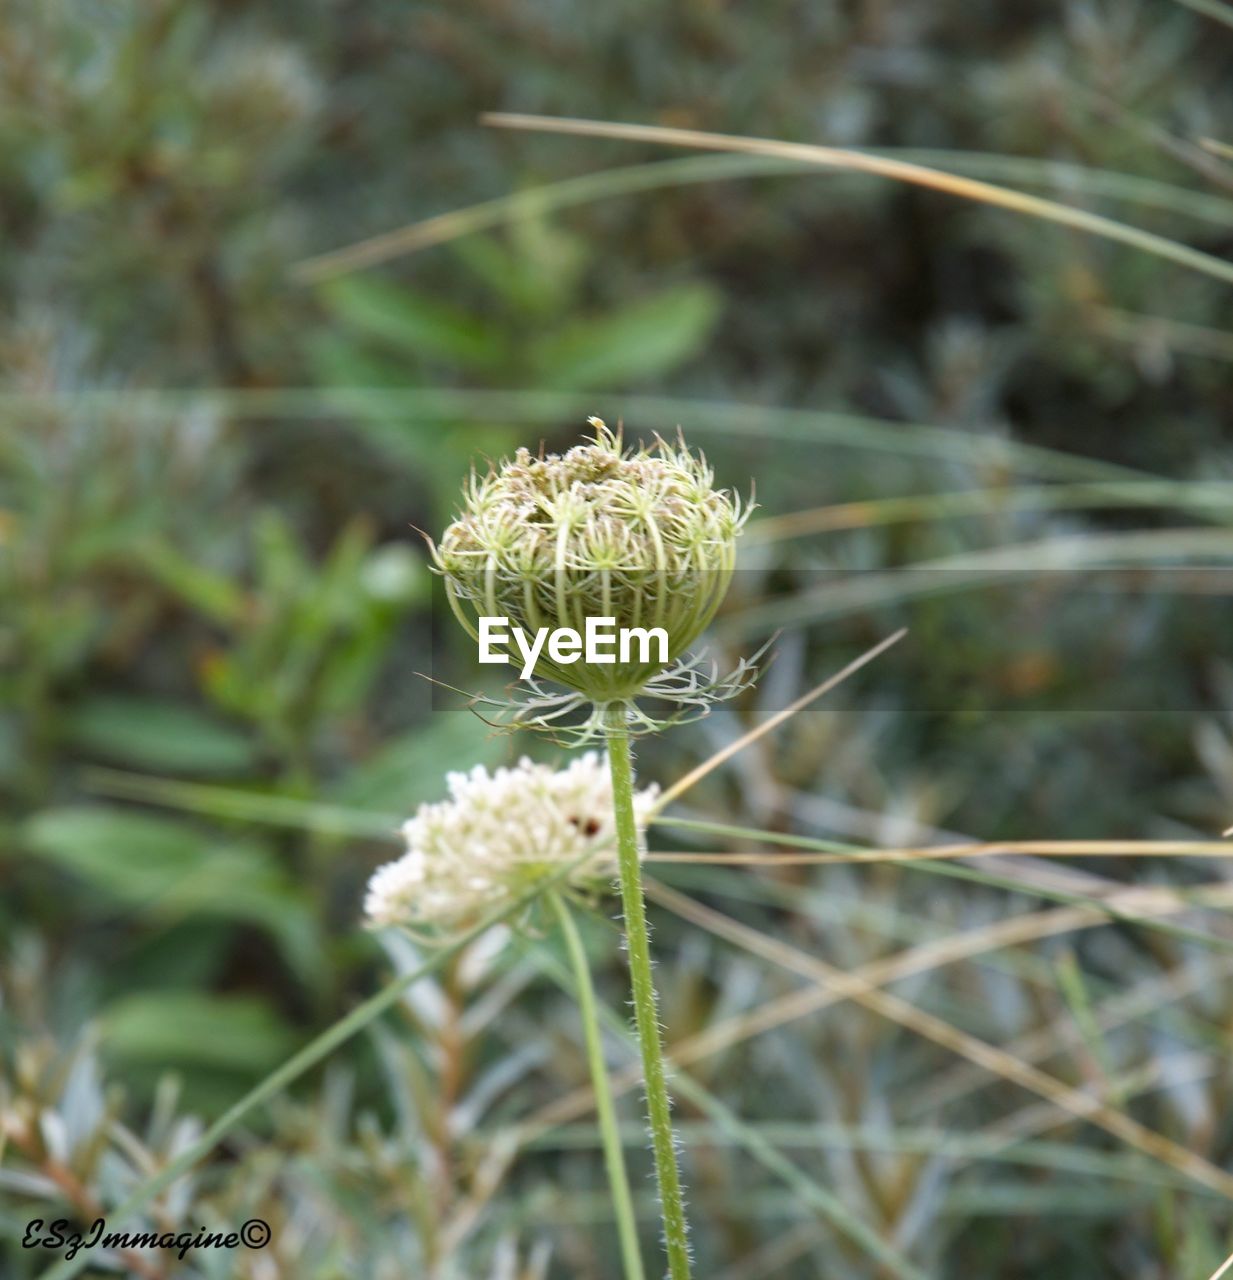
[548,891,646,1280]
[605,704,692,1279]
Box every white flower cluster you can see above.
[364,752,659,931]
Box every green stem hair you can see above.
[604,703,692,1279]
[548,890,646,1280]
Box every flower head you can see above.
[364,752,659,932]
[432,418,751,705]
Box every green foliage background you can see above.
[4,1,1233,1276]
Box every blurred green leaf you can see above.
[318,518,377,626]
[332,713,509,815]
[0,713,20,784]
[532,284,722,389]
[101,991,296,1074]
[452,220,588,315]
[66,696,256,774]
[321,276,502,370]
[1172,1197,1226,1275]
[130,539,246,624]
[308,333,413,391]
[308,335,459,474]
[24,807,244,900]
[21,806,323,982]
[315,624,392,716]
[450,233,546,313]
[255,509,312,607]
[82,768,399,837]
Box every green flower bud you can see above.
[432,418,751,704]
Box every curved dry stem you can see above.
[482,113,1233,288]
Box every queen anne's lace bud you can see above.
[364,753,659,931]
[432,418,751,703]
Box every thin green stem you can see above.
[548,890,647,1280]
[604,703,692,1280]
[523,938,929,1280]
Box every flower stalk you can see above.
[605,703,692,1280]
[548,889,646,1280]
[426,418,756,1275]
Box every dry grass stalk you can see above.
[647,880,1233,1200]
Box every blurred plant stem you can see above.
[14,611,56,804]
[605,703,692,1280]
[549,890,646,1280]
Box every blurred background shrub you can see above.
[3,0,1233,1275]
